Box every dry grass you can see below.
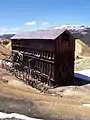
[0,44,11,60]
[35,101,90,117]
[5,42,11,50]
[1,82,90,118]
[0,68,90,118]
[75,56,90,71]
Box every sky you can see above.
[0,0,90,34]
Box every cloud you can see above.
[24,21,36,26]
[42,22,50,26]
[0,27,20,35]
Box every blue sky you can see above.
[0,0,90,34]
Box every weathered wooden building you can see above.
[11,28,75,86]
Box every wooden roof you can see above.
[11,28,67,40]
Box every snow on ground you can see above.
[74,69,90,81]
[0,112,42,120]
[83,104,90,107]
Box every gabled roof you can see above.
[11,28,67,40]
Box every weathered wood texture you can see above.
[11,30,75,86]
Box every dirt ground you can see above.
[1,40,90,119]
[0,69,90,119]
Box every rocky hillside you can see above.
[0,34,15,39]
[75,39,90,57]
[51,25,90,46]
[1,25,90,46]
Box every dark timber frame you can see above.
[10,28,75,87]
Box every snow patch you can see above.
[0,112,42,120]
[51,25,87,30]
[83,104,90,107]
[74,69,90,81]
